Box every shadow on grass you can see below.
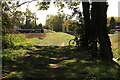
[2,46,120,80]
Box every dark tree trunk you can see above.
[90,2,98,58]
[91,2,97,40]
[98,2,113,61]
[91,2,113,61]
[82,2,91,47]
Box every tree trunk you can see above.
[91,2,98,58]
[82,2,91,47]
[92,2,113,61]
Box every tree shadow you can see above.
[2,46,120,79]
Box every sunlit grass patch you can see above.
[30,32,75,46]
[56,56,119,79]
[80,60,90,63]
[2,48,28,61]
[29,38,43,46]
[3,34,34,49]
[109,31,120,60]
[3,71,23,79]
[60,58,77,65]
[2,32,120,79]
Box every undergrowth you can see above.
[2,34,34,61]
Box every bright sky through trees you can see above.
[19,0,120,25]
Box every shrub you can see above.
[2,48,27,61]
[2,34,33,49]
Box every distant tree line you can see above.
[44,12,82,33]
[2,1,44,34]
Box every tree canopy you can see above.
[45,13,67,31]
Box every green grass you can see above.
[2,32,120,79]
[2,48,28,61]
[2,34,34,61]
[2,46,120,79]
[30,32,75,46]
[109,31,120,60]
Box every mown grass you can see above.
[109,31,120,60]
[30,32,75,46]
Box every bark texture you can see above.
[91,2,113,61]
[82,2,91,47]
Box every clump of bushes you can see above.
[2,34,34,61]
[2,48,27,61]
[2,34,34,49]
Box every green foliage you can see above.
[2,2,10,12]
[36,1,80,12]
[2,34,33,49]
[2,33,34,61]
[2,12,13,34]
[2,2,14,33]
[36,2,50,10]
[65,1,80,9]
[74,26,84,38]
[53,2,65,12]
[45,15,55,30]
[12,11,25,29]
[23,8,37,29]
[62,20,78,32]
[2,1,25,33]
[2,48,27,61]
[45,13,67,32]
[53,1,80,12]
[2,1,38,31]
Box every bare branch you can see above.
[17,1,33,7]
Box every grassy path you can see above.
[2,32,120,79]
[31,32,75,46]
[3,46,120,79]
